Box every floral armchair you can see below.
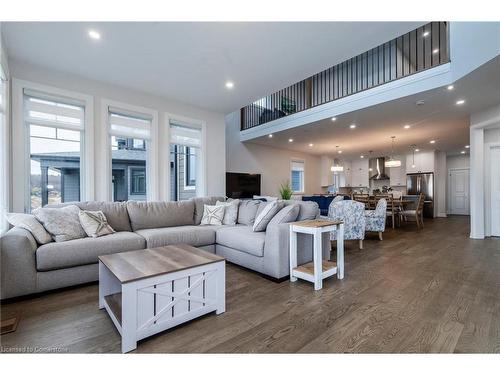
[328,200,366,250]
[365,198,387,240]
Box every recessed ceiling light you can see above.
[268,134,273,138]
[225,81,234,89]
[309,143,314,147]
[456,99,466,105]
[404,124,411,129]
[416,100,425,106]
[331,117,337,122]
[415,148,420,152]
[288,138,293,143]
[88,30,101,40]
[461,150,466,154]
[423,31,430,37]
[432,49,439,54]
[447,85,454,90]
[360,155,364,159]
[338,150,342,154]
[349,124,356,129]
[430,140,436,144]
[465,145,470,149]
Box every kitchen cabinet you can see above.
[406,151,435,174]
[320,156,333,187]
[389,156,406,186]
[351,159,369,187]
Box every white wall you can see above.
[469,104,500,238]
[226,111,322,197]
[0,24,11,232]
[8,59,226,210]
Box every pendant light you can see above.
[385,136,402,168]
[331,146,344,172]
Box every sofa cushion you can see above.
[135,225,217,248]
[192,196,226,225]
[237,200,261,226]
[47,201,132,232]
[216,226,266,257]
[127,200,195,231]
[36,232,146,271]
[286,200,319,220]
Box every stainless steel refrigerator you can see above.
[406,172,434,218]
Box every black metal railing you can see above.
[241,22,449,131]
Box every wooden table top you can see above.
[292,219,343,228]
[99,244,225,284]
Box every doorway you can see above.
[448,168,470,215]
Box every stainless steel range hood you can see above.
[369,157,390,180]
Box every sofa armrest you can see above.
[264,223,331,279]
[1,227,38,299]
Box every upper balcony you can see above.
[240,22,450,132]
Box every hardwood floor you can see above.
[1,216,500,353]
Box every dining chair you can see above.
[401,193,425,229]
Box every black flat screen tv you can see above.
[226,172,261,199]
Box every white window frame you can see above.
[101,99,158,202]
[12,79,94,213]
[290,158,305,194]
[184,146,196,190]
[164,113,206,201]
[0,62,9,233]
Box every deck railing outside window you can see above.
[240,22,449,131]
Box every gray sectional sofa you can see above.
[1,197,329,299]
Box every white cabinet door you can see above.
[390,156,406,186]
[406,152,434,174]
[320,156,332,187]
[351,159,369,187]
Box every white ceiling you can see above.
[2,22,423,113]
[249,56,500,158]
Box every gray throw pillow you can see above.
[253,201,284,232]
[78,210,115,238]
[6,212,52,244]
[33,205,87,242]
[237,200,261,225]
[216,199,239,225]
[268,204,300,226]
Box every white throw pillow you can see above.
[6,213,52,244]
[33,205,87,242]
[216,199,239,225]
[200,204,225,226]
[79,210,115,238]
[253,201,284,232]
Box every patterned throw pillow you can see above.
[6,213,53,244]
[78,210,115,238]
[200,204,225,226]
[253,201,284,232]
[216,199,239,225]
[33,205,87,242]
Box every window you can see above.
[185,147,196,187]
[0,65,7,232]
[169,121,201,201]
[24,89,85,211]
[291,160,305,193]
[108,107,152,202]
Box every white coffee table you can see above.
[98,244,225,353]
[289,219,344,291]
